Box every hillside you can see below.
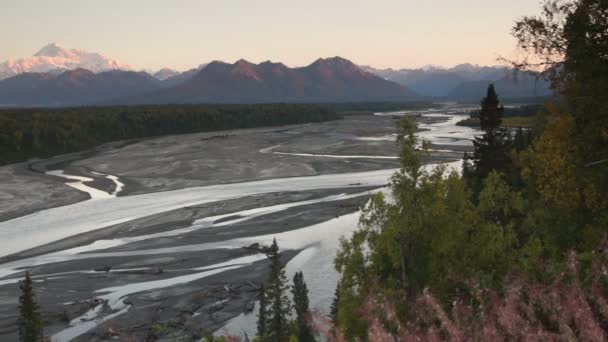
[0,69,161,107]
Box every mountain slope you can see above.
[160,64,208,88]
[0,43,131,80]
[129,57,417,104]
[0,69,161,107]
[153,68,180,80]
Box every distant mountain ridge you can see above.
[361,63,551,99]
[127,57,417,104]
[0,43,550,107]
[152,68,180,80]
[160,64,208,87]
[0,43,131,80]
[0,57,417,106]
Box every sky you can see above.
[0,0,543,71]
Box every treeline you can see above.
[456,95,550,105]
[325,101,436,114]
[0,104,341,165]
[456,103,544,128]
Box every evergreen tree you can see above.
[256,284,269,341]
[18,272,43,342]
[467,84,511,197]
[479,84,503,132]
[265,239,291,341]
[329,281,340,324]
[291,272,313,342]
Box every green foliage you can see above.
[256,284,269,340]
[465,85,520,198]
[329,281,340,324]
[334,228,370,339]
[257,244,319,341]
[335,117,499,337]
[149,322,172,338]
[291,272,313,342]
[333,115,582,337]
[512,0,608,227]
[267,239,291,341]
[257,239,291,342]
[0,104,341,165]
[18,272,43,342]
[479,84,504,131]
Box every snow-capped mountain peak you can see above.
[0,43,132,80]
[34,43,72,58]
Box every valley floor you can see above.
[0,104,478,341]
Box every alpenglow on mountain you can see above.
[0,56,418,106]
[0,43,131,80]
[126,57,418,104]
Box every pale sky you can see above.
[0,0,542,71]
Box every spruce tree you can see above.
[479,84,503,132]
[18,272,43,342]
[468,84,511,197]
[329,281,340,324]
[291,272,313,342]
[256,284,269,341]
[266,239,290,341]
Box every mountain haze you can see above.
[447,72,552,101]
[362,63,550,99]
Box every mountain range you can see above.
[361,64,552,100]
[0,44,551,107]
[125,57,417,105]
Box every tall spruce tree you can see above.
[479,84,503,132]
[265,239,290,341]
[329,281,340,324]
[291,272,313,342]
[256,284,269,341]
[467,84,511,197]
[18,272,43,342]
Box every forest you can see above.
[0,104,341,165]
